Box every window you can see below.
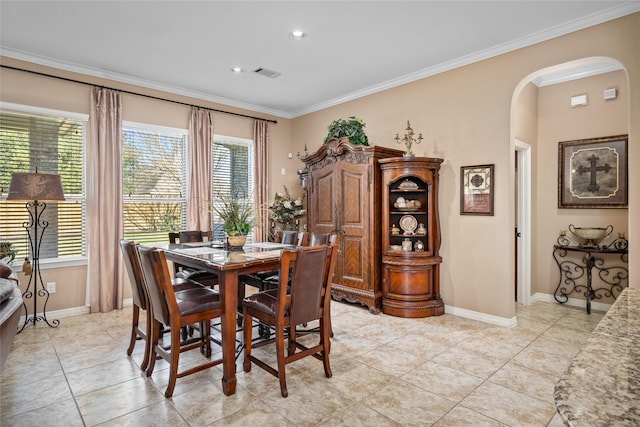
[211,136,255,241]
[122,123,187,244]
[0,104,87,262]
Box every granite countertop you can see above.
[554,288,640,426]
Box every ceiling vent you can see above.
[254,67,281,79]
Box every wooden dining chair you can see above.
[242,242,338,397]
[137,245,223,398]
[168,230,219,288]
[241,231,309,292]
[260,232,334,290]
[273,230,298,244]
[119,239,205,371]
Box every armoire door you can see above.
[338,160,371,294]
[308,161,342,282]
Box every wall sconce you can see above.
[395,121,423,157]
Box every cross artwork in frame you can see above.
[460,164,494,215]
[558,135,628,208]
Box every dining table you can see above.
[157,240,295,396]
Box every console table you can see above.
[552,235,628,314]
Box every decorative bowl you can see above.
[389,245,402,252]
[398,179,418,190]
[569,225,613,246]
[394,199,421,211]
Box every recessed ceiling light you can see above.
[288,30,307,40]
[230,67,244,74]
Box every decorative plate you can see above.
[399,215,418,234]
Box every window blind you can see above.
[0,109,86,260]
[212,138,254,241]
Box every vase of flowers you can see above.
[269,186,306,231]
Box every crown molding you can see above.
[291,2,640,117]
[531,61,623,87]
[2,2,638,120]
[0,48,294,119]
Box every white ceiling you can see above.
[1,1,638,119]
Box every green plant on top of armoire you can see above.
[324,116,369,146]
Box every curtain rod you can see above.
[1,64,278,124]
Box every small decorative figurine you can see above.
[416,223,426,235]
[391,224,400,235]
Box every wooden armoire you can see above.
[300,139,404,313]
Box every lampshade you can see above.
[7,172,65,201]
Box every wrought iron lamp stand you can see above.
[17,200,60,332]
[7,171,65,333]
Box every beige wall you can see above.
[291,13,639,319]
[0,57,293,311]
[514,82,539,146]
[1,13,638,321]
[534,71,629,300]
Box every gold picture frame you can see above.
[558,135,628,209]
[460,164,494,215]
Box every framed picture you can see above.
[460,164,494,215]
[558,135,628,208]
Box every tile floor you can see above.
[0,299,603,426]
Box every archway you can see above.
[511,57,629,311]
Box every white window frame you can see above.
[212,135,255,242]
[0,102,88,269]
[122,121,188,244]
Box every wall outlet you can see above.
[46,282,56,294]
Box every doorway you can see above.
[515,140,531,305]
[511,56,628,312]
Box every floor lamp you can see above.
[7,172,65,333]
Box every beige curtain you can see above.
[187,108,213,231]
[87,88,123,313]
[254,120,269,242]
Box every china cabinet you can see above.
[380,157,444,317]
[301,139,403,313]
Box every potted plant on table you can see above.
[209,192,254,249]
[0,241,17,266]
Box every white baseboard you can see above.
[531,292,612,312]
[445,305,517,328]
[19,298,134,324]
[19,305,89,324]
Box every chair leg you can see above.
[275,327,288,398]
[242,310,252,372]
[201,320,212,358]
[328,304,334,338]
[127,305,139,356]
[321,316,332,379]
[146,319,160,377]
[140,307,152,371]
[165,325,181,398]
[287,326,296,356]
